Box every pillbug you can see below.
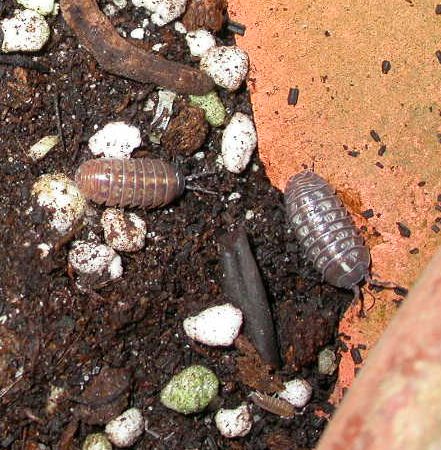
[75,158,185,209]
[250,392,295,418]
[284,171,371,300]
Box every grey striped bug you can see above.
[74,157,215,210]
[284,170,372,300]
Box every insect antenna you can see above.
[186,185,217,196]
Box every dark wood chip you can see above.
[370,129,381,142]
[431,224,440,233]
[409,248,419,254]
[350,347,363,365]
[436,4,441,14]
[361,209,374,219]
[378,144,387,156]
[287,87,299,106]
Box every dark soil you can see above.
[0,2,353,448]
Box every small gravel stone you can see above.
[131,0,187,26]
[88,122,141,158]
[28,135,59,161]
[215,404,252,438]
[17,0,56,15]
[82,433,112,450]
[222,112,257,173]
[278,379,313,408]
[105,408,144,447]
[185,29,216,57]
[318,348,338,375]
[32,173,86,234]
[160,365,219,414]
[183,303,243,346]
[1,9,50,53]
[101,209,146,252]
[189,91,226,127]
[200,45,249,91]
[69,240,123,280]
[130,28,145,39]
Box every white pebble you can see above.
[28,135,59,161]
[17,0,56,15]
[152,43,166,52]
[112,0,127,8]
[227,192,241,201]
[185,29,216,58]
[132,0,187,26]
[200,46,249,91]
[245,210,254,220]
[101,209,146,252]
[37,242,52,259]
[130,28,145,39]
[32,174,86,234]
[278,379,312,408]
[215,404,252,438]
[105,408,144,447]
[1,9,50,53]
[221,112,257,174]
[174,21,187,34]
[194,151,205,160]
[183,303,243,347]
[82,433,112,450]
[68,240,123,280]
[88,122,141,158]
[103,4,117,16]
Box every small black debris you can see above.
[393,298,404,307]
[381,60,391,74]
[437,194,441,202]
[348,150,360,157]
[417,181,426,187]
[431,224,440,233]
[324,30,331,36]
[288,87,299,106]
[409,248,419,254]
[361,209,374,219]
[396,222,411,237]
[394,286,409,297]
[350,347,363,365]
[370,130,381,142]
[436,4,441,14]
[378,145,387,156]
[436,50,441,65]
[226,20,246,36]
[375,162,384,168]
[357,344,367,350]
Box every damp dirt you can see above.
[1,2,356,448]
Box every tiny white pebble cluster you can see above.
[68,240,123,280]
[131,0,187,26]
[1,9,50,53]
[183,303,243,347]
[200,46,249,91]
[88,122,141,158]
[221,112,257,174]
[215,404,253,438]
[278,378,313,408]
[105,408,144,447]
[101,208,146,252]
[32,173,86,235]
[185,29,216,58]
[130,27,145,39]
[17,0,56,15]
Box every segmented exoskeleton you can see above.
[284,171,371,299]
[75,158,185,209]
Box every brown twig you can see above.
[60,0,214,95]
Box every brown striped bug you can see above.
[74,157,215,209]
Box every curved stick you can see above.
[60,0,214,95]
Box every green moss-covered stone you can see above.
[189,91,226,128]
[160,365,219,414]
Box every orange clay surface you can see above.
[227,0,441,401]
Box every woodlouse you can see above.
[284,171,371,299]
[75,158,185,209]
[250,392,295,418]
